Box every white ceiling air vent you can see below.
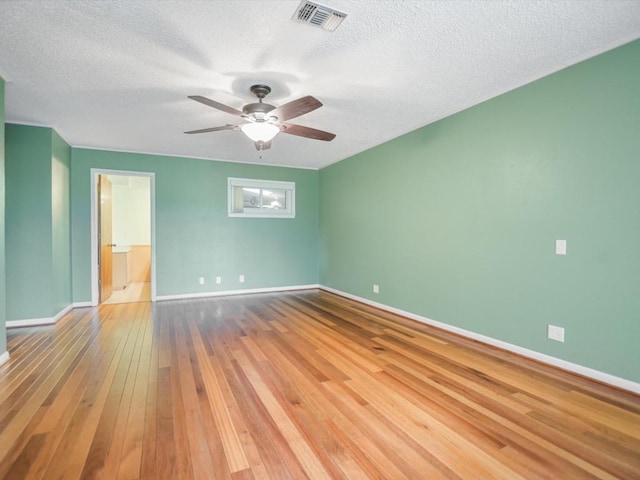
[292,1,347,31]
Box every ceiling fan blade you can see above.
[188,95,244,117]
[266,96,322,122]
[255,140,272,151]
[280,123,336,141]
[184,124,238,134]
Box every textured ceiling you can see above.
[1,1,639,169]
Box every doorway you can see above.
[91,169,156,306]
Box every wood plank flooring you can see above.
[1,289,639,479]
[102,282,151,305]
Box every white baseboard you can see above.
[156,284,320,302]
[0,351,9,366]
[72,302,93,308]
[320,285,640,395]
[6,304,73,328]
[53,304,74,322]
[7,317,56,328]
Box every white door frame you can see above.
[90,168,157,306]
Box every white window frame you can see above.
[228,177,296,218]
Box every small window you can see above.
[228,178,295,218]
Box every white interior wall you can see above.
[110,175,150,246]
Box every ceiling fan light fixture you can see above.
[240,122,280,142]
[186,85,335,146]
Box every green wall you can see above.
[6,125,55,319]
[5,124,72,320]
[71,149,319,301]
[319,39,640,383]
[52,130,72,313]
[0,77,6,355]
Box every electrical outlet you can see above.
[198,277,205,285]
[547,324,565,342]
[216,276,222,284]
[556,239,567,255]
[239,274,245,283]
[373,284,379,294]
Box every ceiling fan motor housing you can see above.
[243,102,276,119]
[243,84,277,120]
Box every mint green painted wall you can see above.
[71,149,318,301]
[4,124,71,321]
[52,130,71,313]
[320,40,640,383]
[5,124,55,319]
[0,78,6,354]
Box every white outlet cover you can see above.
[547,324,565,342]
[199,277,204,285]
[556,239,567,255]
[239,275,245,283]
[216,276,222,284]
[373,284,379,294]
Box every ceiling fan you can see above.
[185,84,336,151]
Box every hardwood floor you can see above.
[102,282,151,305]
[1,290,639,479]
